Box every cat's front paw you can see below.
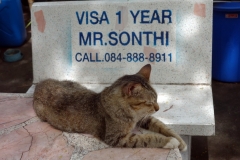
[163,138,180,149]
[179,141,187,151]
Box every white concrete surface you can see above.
[31,0,212,84]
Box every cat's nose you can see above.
[154,103,159,111]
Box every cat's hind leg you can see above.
[33,100,47,121]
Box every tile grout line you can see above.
[0,116,40,136]
[20,126,33,160]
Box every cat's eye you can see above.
[145,102,153,106]
[134,101,146,106]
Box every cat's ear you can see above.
[122,83,142,96]
[136,64,151,81]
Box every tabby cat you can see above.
[33,64,187,151]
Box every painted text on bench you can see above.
[72,5,176,64]
[76,10,172,25]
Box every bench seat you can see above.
[27,84,214,136]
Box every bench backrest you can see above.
[31,0,213,85]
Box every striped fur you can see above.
[33,64,187,151]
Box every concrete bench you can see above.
[0,0,214,159]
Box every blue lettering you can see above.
[79,32,91,46]
[75,53,82,62]
[106,31,169,46]
[108,32,118,46]
[76,11,110,24]
[90,11,99,24]
[141,10,150,23]
[132,32,142,45]
[100,11,109,24]
[162,10,172,23]
[116,11,121,24]
[76,11,85,25]
[93,32,103,45]
[154,31,164,46]
[89,53,95,62]
[143,31,152,45]
[119,32,130,46]
[83,53,89,62]
[96,53,101,62]
[86,11,88,24]
[130,10,140,24]
[150,10,161,23]
[166,31,169,46]
[130,10,172,24]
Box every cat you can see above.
[33,64,187,151]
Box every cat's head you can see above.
[106,64,159,121]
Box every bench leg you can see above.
[181,135,191,160]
